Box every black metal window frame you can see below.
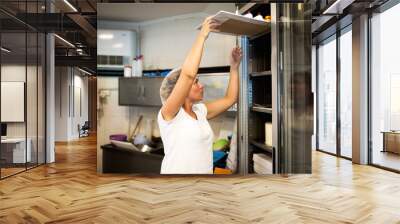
[315,23,352,161]
[367,0,400,173]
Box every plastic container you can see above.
[133,55,143,77]
[110,134,127,142]
[124,65,132,77]
[265,122,272,146]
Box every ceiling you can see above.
[97,3,235,22]
[0,0,97,73]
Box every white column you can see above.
[352,14,369,164]
[46,32,55,163]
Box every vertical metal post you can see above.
[316,44,320,151]
[0,23,2,179]
[336,29,341,157]
[25,1,28,171]
[238,36,249,175]
[271,3,280,173]
[46,0,56,163]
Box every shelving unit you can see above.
[242,4,274,174]
[251,105,272,114]
[249,140,273,153]
[236,3,312,174]
[249,70,271,77]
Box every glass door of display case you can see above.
[238,2,313,174]
[272,3,313,173]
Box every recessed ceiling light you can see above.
[99,33,114,40]
[322,0,354,15]
[113,43,123,48]
[78,67,92,76]
[54,34,75,48]
[1,47,11,53]
[63,0,78,12]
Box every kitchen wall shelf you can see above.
[251,106,272,114]
[250,140,273,154]
[250,70,272,78]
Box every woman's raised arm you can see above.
[205,47,242,119]
[161,17,220,121]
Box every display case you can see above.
[234,4,275,174]
[238,3,313,174]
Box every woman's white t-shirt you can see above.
[157,103,213,174]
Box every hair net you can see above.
[159,68,181,104]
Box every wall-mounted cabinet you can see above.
[119,77,163,107]
[119,72,236,110]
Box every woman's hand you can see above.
[230,47,243,69]
[205,47,242,119]
[200,16,221,39]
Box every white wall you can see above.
[1,64,46,163]
[1,65,33,137]
[72,74,89,138]
[55,67,69,141]
[55,67,89,141]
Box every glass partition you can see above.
[27,30,38,169]
[0,25,28,178]
[339,27,352,158]
[370,3,400,171]
[317,35,337,155]
[0,1,46,179]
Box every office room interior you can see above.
[0,0,400,223]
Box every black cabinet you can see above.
[102,144,163,173]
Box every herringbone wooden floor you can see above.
[1,135,400,224]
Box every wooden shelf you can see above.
[250,140,273,153]
[250,71,271,77]
[251,106,272,114]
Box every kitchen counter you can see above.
[101,144,163,174]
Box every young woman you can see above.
[158,16,242,174]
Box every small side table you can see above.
[1,138,32,164]
[381,131,400,154]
